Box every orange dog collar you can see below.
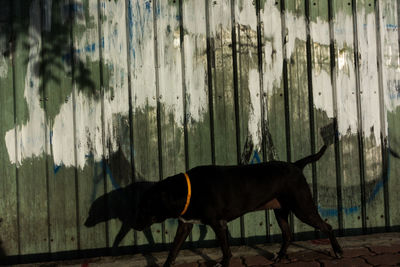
[180,173,192,216]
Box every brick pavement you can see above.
[11,232,400,267]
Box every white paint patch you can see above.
[156,0,184,126]
[5,0,46,165]
[101,0,130,155]
[379,0,400,114]
[51,97,76,167]
[235,1,257,30]
[357,9,381,143]
[5,0,131,169]
[285,11,307,60]
[248,69,262,149]
[310,18,330,45]
[236,2,261,150]
[333,11,358,135]
[312,71,334,118]
[73,91,104,168]
[310,19,334,118]
[208,0,232,37]
[261,1,283,100]
[130,0,157,110]
[183,0,208,123]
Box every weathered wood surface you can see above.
[207,0,241,242]
[43,0,78,253]
[330,0,363,234]
[377,0,400,229]
[182,0,215,243]
[259,0,286,239]
[128,0,163,246]
[355,0,385,231]
[308,0,339,232]
[0,0,399,260]
[12,0,49,255]
[0,0,18,256]
[72,0,107,250]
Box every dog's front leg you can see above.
[210,220,232,267]
[112,222,131,254]
[164,220,193,267]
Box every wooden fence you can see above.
[0,0,399,263]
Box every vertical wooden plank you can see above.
[127,0,163,245]
[284,0,314,236]
[234,0,266,241]
[43,0,78,253]
[331,0,362,233]
[259,0,286,239]
[10,0,50,255]
[355,0,385,231]
[98,0,133,248]
[208,0,241,242]
[154,0,185,244]
[72,0,107,250]
[308,0,339,230]
[0,1,19,255]
[377,0,400,228]
[181,0,214,243]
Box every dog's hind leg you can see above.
[291,203,343,258]
[210,220,232,267]
[273,207,292,261]
[164,221,193,267]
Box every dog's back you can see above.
[183,162,306,222]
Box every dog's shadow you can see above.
[84,182,156,247]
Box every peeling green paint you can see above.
[331,0,353,16]
[309,0,330,23]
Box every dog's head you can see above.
[84,182,157,228]
[84,193,110,227]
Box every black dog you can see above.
[134,145,343,266]
[84,181,155,251]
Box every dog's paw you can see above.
[333,250,343,259]
[273,253,289,263]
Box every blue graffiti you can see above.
[85,43,96,53]
[386,24,398,30]
[61,42,102,62]
[318,148,392,218]
[63,3,84,18]
[54,153,120,201]
[250,151,261,164]
[54,164,62,174]
[145,1,151,13]
[250,150,392,218]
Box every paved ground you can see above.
[13,232,400,266]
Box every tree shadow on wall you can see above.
[2,0,100,120]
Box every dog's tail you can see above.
[294,145,327,169]
[389,148,400,159]
[293,121,335,169]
